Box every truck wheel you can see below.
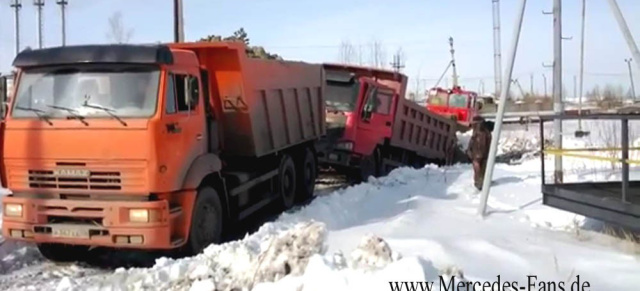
[295,148,317,203]
[278,154,297,209]
[360,148,383,182]
[37,243,89,263]
[187,186,223,256]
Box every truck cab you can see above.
[317,64,457,181]
[426,86,480,128]
[317,65,400,180]
[1,45,209,257]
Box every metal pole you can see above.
[607,0,640,74]
[552,0,564,183]
[173,0,184,43]
[543,74,548,97]
[625,58,636,101]
[530,74,534,96]
[621,118,629,203]
[578,0,586,130]
[492,0,503,99]
[34,0,44,49]
[11,0,22,57]
[449,37,459,87]
[56,0,67,46]
[478,0,528,217]
[573,75,577,100]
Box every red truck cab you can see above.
[317,64,457,181]
[426,86,480,128]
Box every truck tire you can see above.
[358,148,381,182]
[186,186,223,256]
[295,147,317,203]
[37,243,89,263]
[278,154,297,209]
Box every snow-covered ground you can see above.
[0,121,639,291]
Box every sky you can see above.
[1,0,640,98]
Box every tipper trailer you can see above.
[316,64,458,181]
[1,42,325,261]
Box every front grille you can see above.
[28,170,122,190]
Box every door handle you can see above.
[196,133,203,140]
[385,121,392,127]
[166,122,181,133]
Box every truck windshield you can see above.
[325,81,359,112]
[12,65,160,119]
[448,94,469,108]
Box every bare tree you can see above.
[106,11,134,44]
[338,40,357,64]
[368,39,387,68]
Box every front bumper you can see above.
[1,195,175,249]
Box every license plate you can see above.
[328,153,339,161]
[51,225,90,239]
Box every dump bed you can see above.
[391,97,457,160]
[171,42,326,158]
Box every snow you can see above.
[0,120,639,290]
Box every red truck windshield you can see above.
[448,93,469,108]
[325,80,359,112]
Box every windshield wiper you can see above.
[14,106,53,125]
[46,104,89,126]
[81,101,127,126]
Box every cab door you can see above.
[354,82,395,156]
[158,69,207,191]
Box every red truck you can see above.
[1,42,325,261]
[316,64,458,181]
[426,86,482,131]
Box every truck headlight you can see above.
[129,209,159,223]
[5,203,23,217]
[335,141,354,151]
[129,209,150,222]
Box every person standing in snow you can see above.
[467,116,492,190]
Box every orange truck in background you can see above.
[1,42,325,262]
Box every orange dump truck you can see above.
[1,42,325,261]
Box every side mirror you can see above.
[0,76,6,104]
[0,76,6,119]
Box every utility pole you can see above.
[578,0,586,132]
[478,0,528,216]
[173,0,185,42]
[530,74,534,96]
[551,0,564,183]
[449,37,459,87]
[492,0,503,99]
[34,0,45,49]
[10,0,22,57]
[543,74,548,97]
[625,58,636,101]
[573,75,577,100]
[390,50,405,73]
[56,0,68,46]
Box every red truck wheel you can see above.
[278,154,297,209]
[186,186,223,255]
